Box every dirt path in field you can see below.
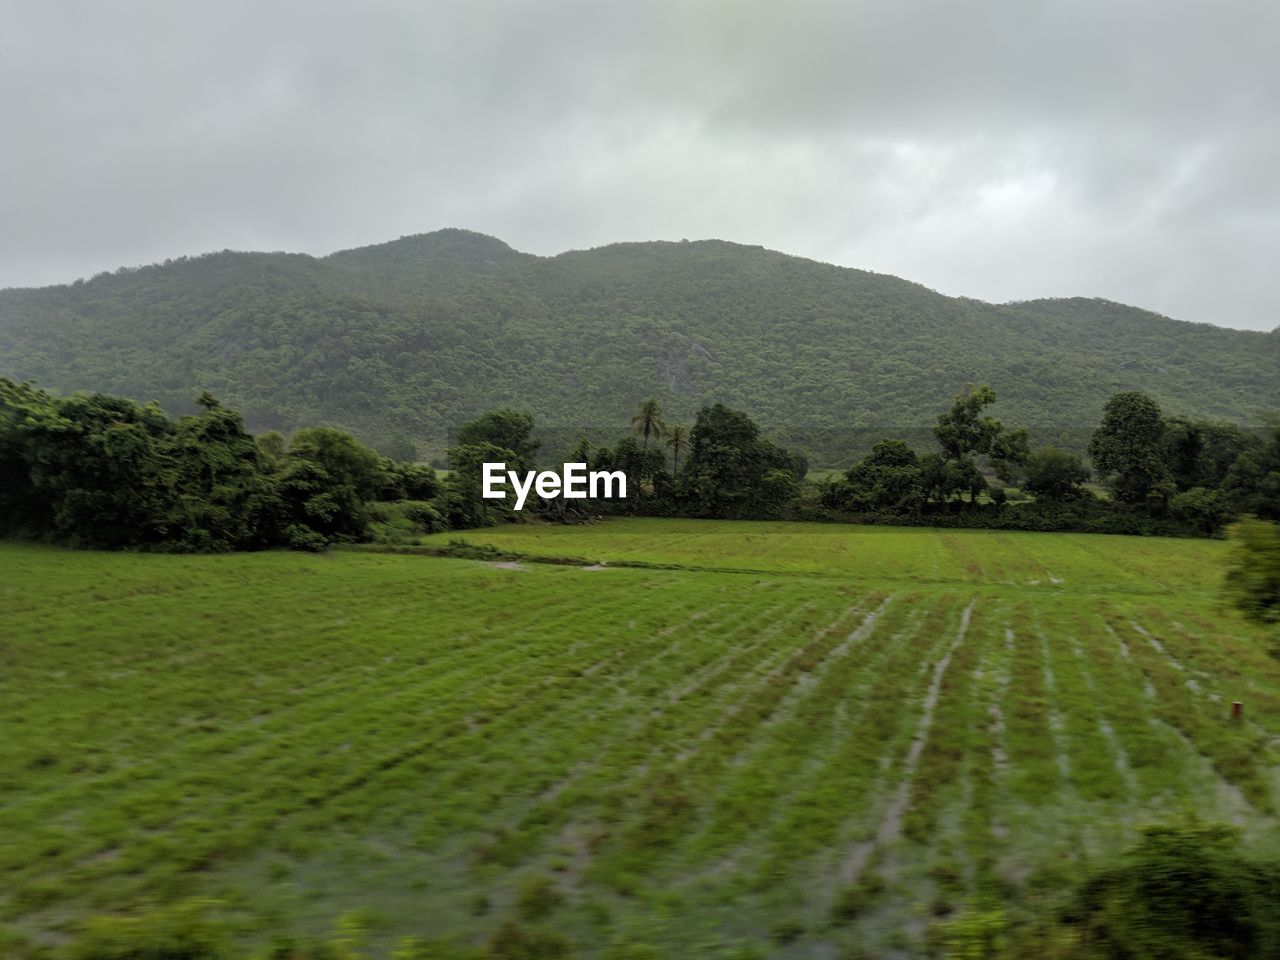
[838,598,977,884]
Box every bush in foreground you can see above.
[938,818,1280,959]
[1226,517,1280,625]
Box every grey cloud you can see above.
[1,0,1276,330]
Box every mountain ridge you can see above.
[1,229,1275,464]
[2,228,1267,333]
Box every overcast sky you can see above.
[2,1,1277,330]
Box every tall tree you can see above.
[443,440,519,529]
[932,385,1028,504]
[665,424,688,473]
[17,390,179,547]
[589,436,665,511]
[631,398,666,451]
[1089,392,1173,507]
[0,379,55,535]
[1162,417,1260,492]
[456,409,539,471]
[280,427,386,544]
[678,404,795,517]
[168,394,280,549]
[838,439,924,513]
[934,386,1002,461]
[1222,420,1280,522]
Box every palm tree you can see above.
[665,424,688,473]
[631,398,665,451]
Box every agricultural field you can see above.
[2,522,1278,958]
[446,518,1224,590]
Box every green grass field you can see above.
[2,521,1278,958]
[447,518,1223,592]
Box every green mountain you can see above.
[1,228,1276,464]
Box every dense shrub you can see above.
[0,378,424,551]
[66,900,226,960]
[1022,447,1091,501]
[3,379,1273,544]
[403,502,447,533]
[935,819,1280,959]
[1226,518,1280,624]
[1059,820,1280,959]
[1169,487,1235,536]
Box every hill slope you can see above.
[1,229,1276,463]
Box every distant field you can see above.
[2,524,1278,958]
[446,518,1229,594]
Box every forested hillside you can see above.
[1,229,1275,463]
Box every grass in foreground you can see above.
[1,522,1277,958]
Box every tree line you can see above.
[439,386,1275,535]
[437,401,806,529]
[0,379,438,552]
[818,387,1277,534]
[3,376,1278,618]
